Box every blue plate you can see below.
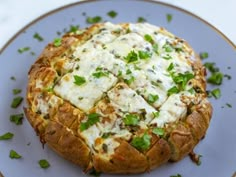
[0,0,235,177]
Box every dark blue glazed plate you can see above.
[0,1,235,177]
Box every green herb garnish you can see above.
[147,94,159,104]
[10,113,24,125]
[211,88,221,99]
[166,14,173,23]
[163,54,172,60]
[124,50,138,63]
[152,127,165,137]
[0,132,14,140]
[170,174,182,177]
[53,38,62,47]
[172,72,194,89]
[80,113,100,131]
[199,52,209,59]
[124,76,135,85]
[11,96,23,108]
[33,33,44,42]
[144,34,154,44]
[9,150,22,159]
[123,114,139,126]
[74,75,86,86]
[137,17,147,23]
[207,72,223,85]
[92,71,109,78]
[107,10,117,18]
[131,133,151,151]
[226,103,232,108]
[152,111,160,118]
[204,62,219,73]
[10,76,16,80]
[18,47,30,54]
[38,159,50,169]
[12,89,21,95]
[163,44,173,52]
[138,50,152,59]
[167,86,180,96]
[86,16,102,24]
[167,63,174,71]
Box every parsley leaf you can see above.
[167,86,180,96]
[80,113,100,131]
[9,150,22,159]
[92,71,109,78]
[124,50,138,63]
[131,133,151,151]
[38,159,50,169]
[107,10,117,18]
[86,16,102,24]
[144,34,154,44]
[207,72,223,85]
[170,174,182,177]
[0,132,14,140]
[226,103,232,108]
[18,47,30,53]
[172,72,194,90]
[204,62,219,73]
[74,75,86,86]
[53,38,62,47]
[152,111,160,118]
[33,33,44,42]
[12,89,22,95]
[147,94,159,104]
[199,52,209,59]
[10,113,24,125]
[123,114,139,126]
[137,17,147,23]
[152,127,165,137]
[166,14,173,23]
[124,76,135,85]
[11,96,23,108]
[138,50,152,59]
[211,88,221,99]
[167,63,174,71]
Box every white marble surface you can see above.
[0,0,235,50]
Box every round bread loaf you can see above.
[24,22,212,174]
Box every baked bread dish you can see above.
[24,22,212,174]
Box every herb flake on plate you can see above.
[11,96,23,108]
[33,32,44,42]
[86,16,102,24]
[107,10,117,18]
[18,47,30,54]
[0,132,14,140]
[38,159,50,169]
[10,113,24,125]
[9,150,22,159]
[166,13,173,23]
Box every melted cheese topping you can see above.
[52,22,196,157]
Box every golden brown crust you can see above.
[24,22,213,174]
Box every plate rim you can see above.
[0,0,235,55]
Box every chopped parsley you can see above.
[163,54,172,60]
[69,25,79,33]
[137,17,147,23]
[152,127,165,137]
[147,94,159,104]
[12,89,21,95]
[138,50,152,59]
[9,150,22,159]
[92,71,109,78]
[167,86,180,96]
[144,34,154,44]
[86,16,102,24]
[224,74,231,80]
[207,72,223,85]
[199,52,209,59]
[210,88,221,99]
[170,174,182,177]
[163,43,173,52]
[226,103,232,108]
[124,50,138,63]
[80,113,100,131]
[204,62,219,73]
[74,75,86,86]
[38,159,50,169]
[172,72,194,90]
[11,96,23,108]
[152,111,160,118]
[123,114,139,126]
[131,133,151,151]
[33,32,44,42]
[166,14,173,23]
[153,43,159,55]
[0,132,14,140]
[126,69,132,75]
[18,47,30,54]
[10,76,16,80]
[53,38,62,47]
[107,10,117,18]
[10,113,24,125]
[124,76,135,85]
[167,63,174,71]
